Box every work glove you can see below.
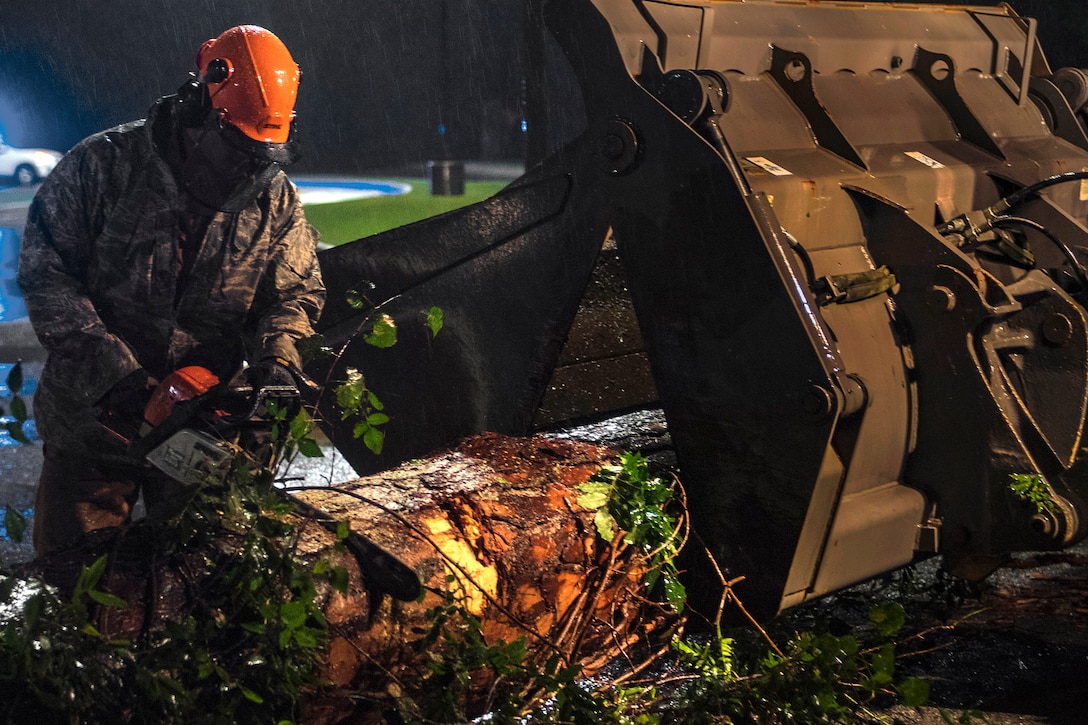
[100,369,157,418]
[246,357,298,393]
[96,369,158,440]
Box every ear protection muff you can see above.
[203,58,232,85]
[175,75,213,128]
[174,59,232,128]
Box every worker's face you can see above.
[181,117,272,212]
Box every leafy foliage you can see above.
[328,305,441,455]
[0,396,350,722]
[1009,472,1059,514]
[665,601,931,724]
[426,306,444,338]
[577,452,686,611]
[335,367,389,455]
[1,362,31,444]
[365,312,398,349]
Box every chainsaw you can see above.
[128,365,299,488]
[110,365,422,602]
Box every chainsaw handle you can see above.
[221,383,301,423]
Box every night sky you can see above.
[1,0,1087,175]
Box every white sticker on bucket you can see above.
[745,156,793,176]
[905,151,945,169]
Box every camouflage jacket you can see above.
[18,98,325,462]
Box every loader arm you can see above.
[311,0,1088,618]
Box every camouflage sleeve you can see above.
[16,141,143,407]
[251,182,326,369]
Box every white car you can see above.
[0,141,63,185]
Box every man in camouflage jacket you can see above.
[18,25,325,555]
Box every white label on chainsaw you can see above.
[905,151,945,169]
[746,156,793,176]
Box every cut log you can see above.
[297,433,677,721]
[22,433,679,722]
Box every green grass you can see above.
[302,178,509,246]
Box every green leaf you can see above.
[365,313,398,348]
[426,306,444,337]
[367,390,384,411]
[366,412,390,426]
[6,363,23,396]
[363,426,385,455]
[4,422,30,445]
[297,438,323,458]
[281,600,308,629]
[576,481,612,511]
[243,688,265,704]
[289,409,313,441]
[662,573,686,612]
[294,627,319,649]
[867,642,897,689]
[295,333,331,364]
[335,368,366,417]
[9,397,27,423]
[80,556,109,592]
[593,507,615,542]
[577,490,610,511]
[870,601,906,638]
[897,677,931,707]
[346,288,369,310]
[1009,472,1059,514]
[4,506,26,544]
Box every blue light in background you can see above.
[0,228,27,322]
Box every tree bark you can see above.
[297,433,676,721]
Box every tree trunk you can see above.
[297,433,675,721]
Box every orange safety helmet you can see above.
[195,25,300,146]
[143,366,221,428]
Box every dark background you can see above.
[0,0,534,175]
[1,0,1087,176]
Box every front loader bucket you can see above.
[314,0,1088,618]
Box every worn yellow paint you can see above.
[423,516,498,615]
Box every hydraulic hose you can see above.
[937,170,1088,236]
